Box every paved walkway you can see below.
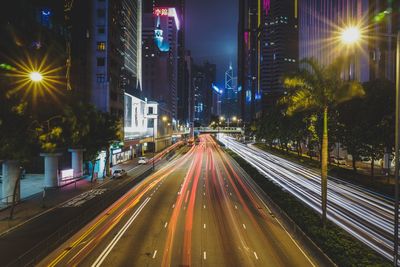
[0,158,139,236]
[0,174,45,204]
[0,142,183,237]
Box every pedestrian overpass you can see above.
[194,127,244,134]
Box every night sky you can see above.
[185,0,238,84]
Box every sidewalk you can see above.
[0,158,139,237]
[0,142,184,237]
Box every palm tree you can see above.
[282,57,364,227]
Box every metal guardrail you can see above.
[6,167,154,267]
[5,143,184,266]
[195,127,244,133]
[0,195,14,209]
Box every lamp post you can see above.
[394,30,400,266]
[29,71,43,82]
[341,26,400,266]
[152,123,155,171]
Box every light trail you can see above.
[48,145,197,267]
[219,134,395,261]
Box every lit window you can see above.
[97,42,106,51]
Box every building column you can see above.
[40,153,62,188]
[68,149,85,178]
[2,160,20,204]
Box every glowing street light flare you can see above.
[29,71,43,82]
[340,26,361,45]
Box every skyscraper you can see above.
[221,64,239,119]
[299,0,370,82]
[369,1,400,82]
[144,0,187,125]
[89,0,125,117]
[142,6,180,120]
[121,0,142,98]
[237,0,265,122]
[192,62,216,126]
[261,0,298,104]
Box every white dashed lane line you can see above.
[254,251,259,260]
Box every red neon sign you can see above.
[153,8,169,16]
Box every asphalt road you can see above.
[41,134,315,267]
[219,135,395,261]
[0,142,183,267]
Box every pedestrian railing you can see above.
[6,168,153,267]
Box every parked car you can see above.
[333,157,347,165]
[112,169,127,179]
[138,157,148,165]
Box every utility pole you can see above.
[393,30,399,267]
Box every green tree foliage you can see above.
[0,87,34,161]
[62,102,122,181]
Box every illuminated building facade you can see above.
[238,0,265,122]
[221,64,239,118]
[192,62,216,126]
[142,6,180,121]
[369,1,400,82]
[261,0,298,103]
[299,0,370,82]
[121,0,143,98]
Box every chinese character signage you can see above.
[153,8,169,16]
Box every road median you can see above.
[225,148,390,266]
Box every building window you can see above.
[148,107,154,114]
[97,9,105,18]
[97,57,105,66]
[98,27,105,34]
[148,118,154,128]
[97,42,106,51]
[96,74,105,83]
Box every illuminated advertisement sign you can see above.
[153,7,180,30]
[61,169,74,181]
[153,8,169,16]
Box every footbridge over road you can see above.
[195,127,244,134]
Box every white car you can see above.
[112,169,127,179]
[138,157,148,165]
[333,157,347,165]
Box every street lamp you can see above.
[340,26,400,265]
[340,26,362,45]
[29,71,43,82]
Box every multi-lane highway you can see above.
[219,134,395,261]
[41,134,315,267]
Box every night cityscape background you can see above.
[0,0,399,266]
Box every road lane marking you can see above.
[254,251,258,260]
[164,222,168,228]
[91,197,151,267]
[203,251,207,260]
[152,250,158,259]
[242,224,246,229]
